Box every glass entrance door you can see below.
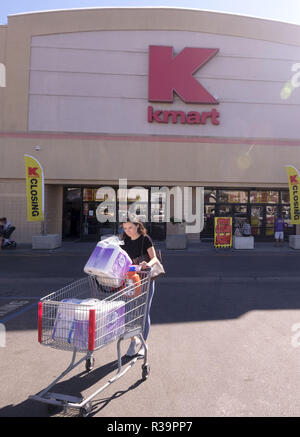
[63,187,81,240]
[233,205,248,234]
[265,205,278,237]
[250,205,278,238]
[250,206,264,237]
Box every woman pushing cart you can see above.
[121,218,159,357]
[29,262,152,417]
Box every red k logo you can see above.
[290,175,298,184]
[148,46,219,103]
[28,167,39,177]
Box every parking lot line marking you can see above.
[0,300,38,324]
[0,296,38,300]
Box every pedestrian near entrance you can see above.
[121,218,158,357]
[274,214,285,246]
[0,217,16,248]
[0,224,3,250]
[242,219,252,237]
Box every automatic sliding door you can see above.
[250,206,263,237]
[265,205,278,237]
[233,205,248,234]
[250,205,278,238]
[63,187,81,240]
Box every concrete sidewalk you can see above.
[1,238,299,256]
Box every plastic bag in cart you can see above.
[52,298,126,350]
[84,236,131,287]
[51,298,83,344]
[74,299,126,350]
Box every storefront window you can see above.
[201,205,215,237]
[281,205,291,220]
[94,187,116,225]
[234,205,247,214]
[82,202,99,236]
[66,185,292,242]
[281,191,290,204]
[65,187,81,202]
[265,205,278,236]
[218,205,232,216]
[63,185,168,241]
[204,189,216,203]
[250,190,279,204]
[251,206,263,236]
[281,206,294,236]
[218,190,248,203]
[118,187,149,222]
[83,188,95,201]
[95,202,116,221]
[233,205,248,232]
[151,190,167,223]
[95,188,111,201]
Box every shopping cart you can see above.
[29,269,152,417]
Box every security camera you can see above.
[35,146,40,151]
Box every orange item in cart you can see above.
[122,267,141,298]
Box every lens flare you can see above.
[280,80,293,100]
[237,144,254,170]
[280,64,300,100]
[237,154,251,170]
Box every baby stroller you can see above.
[0,219,17,249]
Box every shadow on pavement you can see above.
[3,248,300,332]
[151,281,300,323]
[4,279,300,334]
[0,355,144,417]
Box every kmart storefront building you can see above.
[0,7,300,243]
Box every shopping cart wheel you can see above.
[85,357,95,372]
[142,363,150,380]
[79,402,92,417]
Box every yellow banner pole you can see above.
[24,154,45,228]
[285,165,300,226]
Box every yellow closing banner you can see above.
[286,165,300,225]
[24,154,44,222]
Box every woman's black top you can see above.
[122,234,153,262]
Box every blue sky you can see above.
[1,0,300,26]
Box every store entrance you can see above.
[218,204,284,238]
[250,205,279,238]
[81,188,117,240]
[62,187,81,240]
[201,188,294,241]
[62,186,167,242]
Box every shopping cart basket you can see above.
[29,269,152,416]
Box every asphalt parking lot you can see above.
[1,242,300,417]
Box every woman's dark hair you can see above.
[135,220,147,235]
[122,218,147,236]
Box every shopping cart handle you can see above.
[140,265,151,272]
[132,264,151,272]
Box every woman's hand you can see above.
[139,261,149,270]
